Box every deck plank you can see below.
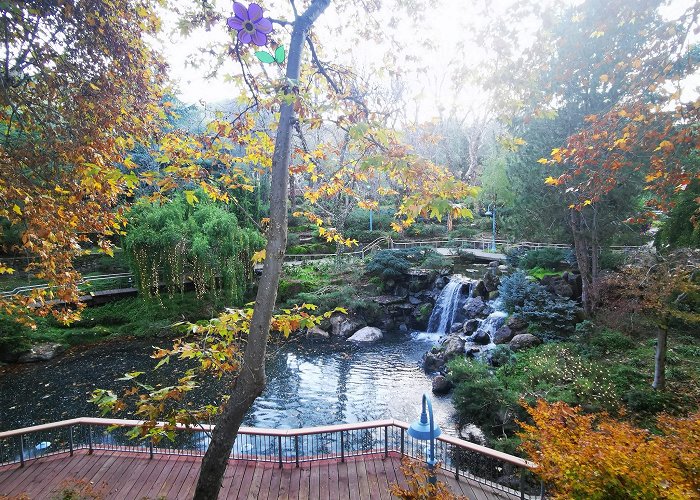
[286,464,302,500]
[0,450,524,499]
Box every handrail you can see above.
[0,416,535,469]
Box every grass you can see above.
[0,292,232,359]
[527,266,562,280]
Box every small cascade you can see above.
[474,310,508,339]
[427,277,469,334]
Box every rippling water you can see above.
[0,332,457,435]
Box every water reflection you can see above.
[244,335,456,435]
[1,333,456,436]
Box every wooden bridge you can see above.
[0,418,541,499]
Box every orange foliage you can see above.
[0,0,165,324]
[518,400,700,500]
[389,458,466,500]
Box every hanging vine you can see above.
[123,192,265,302]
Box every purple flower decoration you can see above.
[227,2,273,46]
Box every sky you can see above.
[158,0,699,123]
[158,0,496,121]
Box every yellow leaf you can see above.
[252,249,266,264]
[12,204,21,215]
[184,190,198,205]
[544,176,559,186]
[537,158,549,165]
[599,74,609,83]
[0,265,15,274]
[583,199,592,206]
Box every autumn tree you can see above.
[519,400,700,499]
[478,0,700,314]
[0,0,165,323]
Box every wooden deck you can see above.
[0,450,519,499]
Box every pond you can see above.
[0,331,457,435]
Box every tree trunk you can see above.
[652,321,668,391]
[192,2,330,498]
[570,209,593,316]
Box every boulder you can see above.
[432,375,453,395]
[472,280,488,299]
[465,347,481,357]
[441,335,465,358]
[306,326,330,339]
[398,323,409,333]
[470,330,491,345]
[434,276,447,290]
[347,326,383,342]
[483,269,500,292]
[492,325,514,345]
[423,351,444,373]
[509,334,542,351]
[505,315,528,334]
[18,343,64,363]
[422,335,465,373]
[450,322,463,334]
[463,297,490,318]
[462,319,480,334]
[330,313,366,338]
[543,276,574,298]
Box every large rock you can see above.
[442,335,465,358]
[470,330,491,345]
[505,315,528,334]
[432,375,453,395]
[347,326,383,342]
[463,297,491,318]
[422,335,465,373]
[330,313,366,338]
[509,334,542,351]
[306,326,330,339]
[18,343,64,363]
[483,269,500,292]
[492,325,514,345]
[472,280,488,299]
[462,319,480,334]
[542,275,574,298]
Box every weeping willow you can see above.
[124,193,265,303]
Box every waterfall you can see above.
[427,277,468,334]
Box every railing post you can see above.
[149,440,154,459]
[19,434,24,467]
[400,428,404,456]
[88,425,93,454]
[294,436,299,468]
[69,425,74,456]
[278,435,283,468]
[520,468,526,500]
[384,426,388,458]
[340,431,345,462]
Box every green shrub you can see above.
[520,248,567,270]
[0,315,32,360]
[449,225,479,239]
[655,178,700,249]
[587,329,635,357]
[599,250,626,270]
[499,271,578,337]
[624,388,674,415]
[448,358,518,434]
[405,222,447,238]
[527,266,561,280]
[421,253,451,271]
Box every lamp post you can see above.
[484,204,497,252]
[408,393,441,485]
